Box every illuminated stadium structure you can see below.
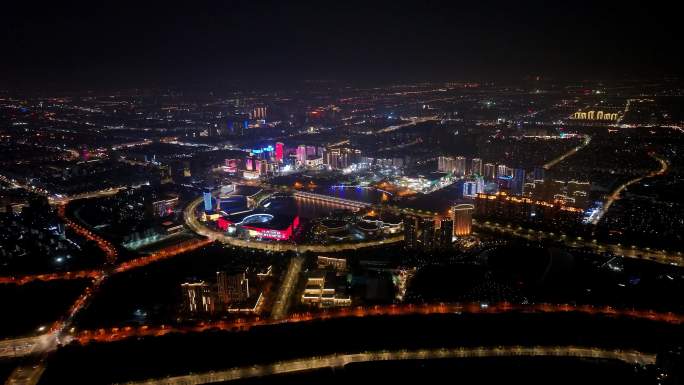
[203,186,400,245]
[242,213,274,224]
[217,212,300,241]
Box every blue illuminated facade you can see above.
[512,168,526,196]
[203,191,213,212]
[251,145,275,160]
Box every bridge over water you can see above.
[292,190,372,209]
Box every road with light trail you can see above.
[474,220,683,266]
[68,302,683,346]
[591,152,669,224]
[542,135,591,170]
[115,346,655,385]
[375,116,436,134]
[270,255,304,320]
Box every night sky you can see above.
[1,0,682,89]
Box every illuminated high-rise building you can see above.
[511,168,526,196]
[328,147,357,170]
[258,159,268,175]
[497,175,513,192]
[403,215,419,250]
[438,156,455,173]
[217,269,250,304]
[476,176,485,194]
[497,164,508,178]
[228,119,249,136]
[296,145,307,165]
[225,158,238,173]
[419,217,436,251]
[325,148,348,170]
[454,156,467,176]
[325,148,338,168]
[438,218,454,249]
[251,106,267,120]
[275,142,284,163]
[463,176,485,198]
[437,155,467,175]
[152,196,179,217]
[484,163,496,180]
[203,191,213,212]
[470,158,483,176]
[181,281,214,314]
[452,204,474,237]
[463,180,477,197]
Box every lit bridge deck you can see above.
[292,190,372,209]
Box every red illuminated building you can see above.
[216,214,299,241]
[275,142,284,163]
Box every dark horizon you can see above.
[2,0,682,91]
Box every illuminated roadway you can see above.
[0,171,124,206]
[47,187,124,206]
[4,363,47,385]
[474,220,683,267]
[57,204,118,263]
[115,346,655,385]
[542,135,591,170]
[391,203,682,266]
[6,300,673,379]
[591,152,669,225]
[70,302,683,346]
[270,255,304,320]
[0,333,58,359]
[0,237,209,286]
[0,239,209,361]
[375,116,436,134]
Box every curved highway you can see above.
[0,238,209,286]
[116,346,655,385]
[57,204,118,264]
[591,152,669,225]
